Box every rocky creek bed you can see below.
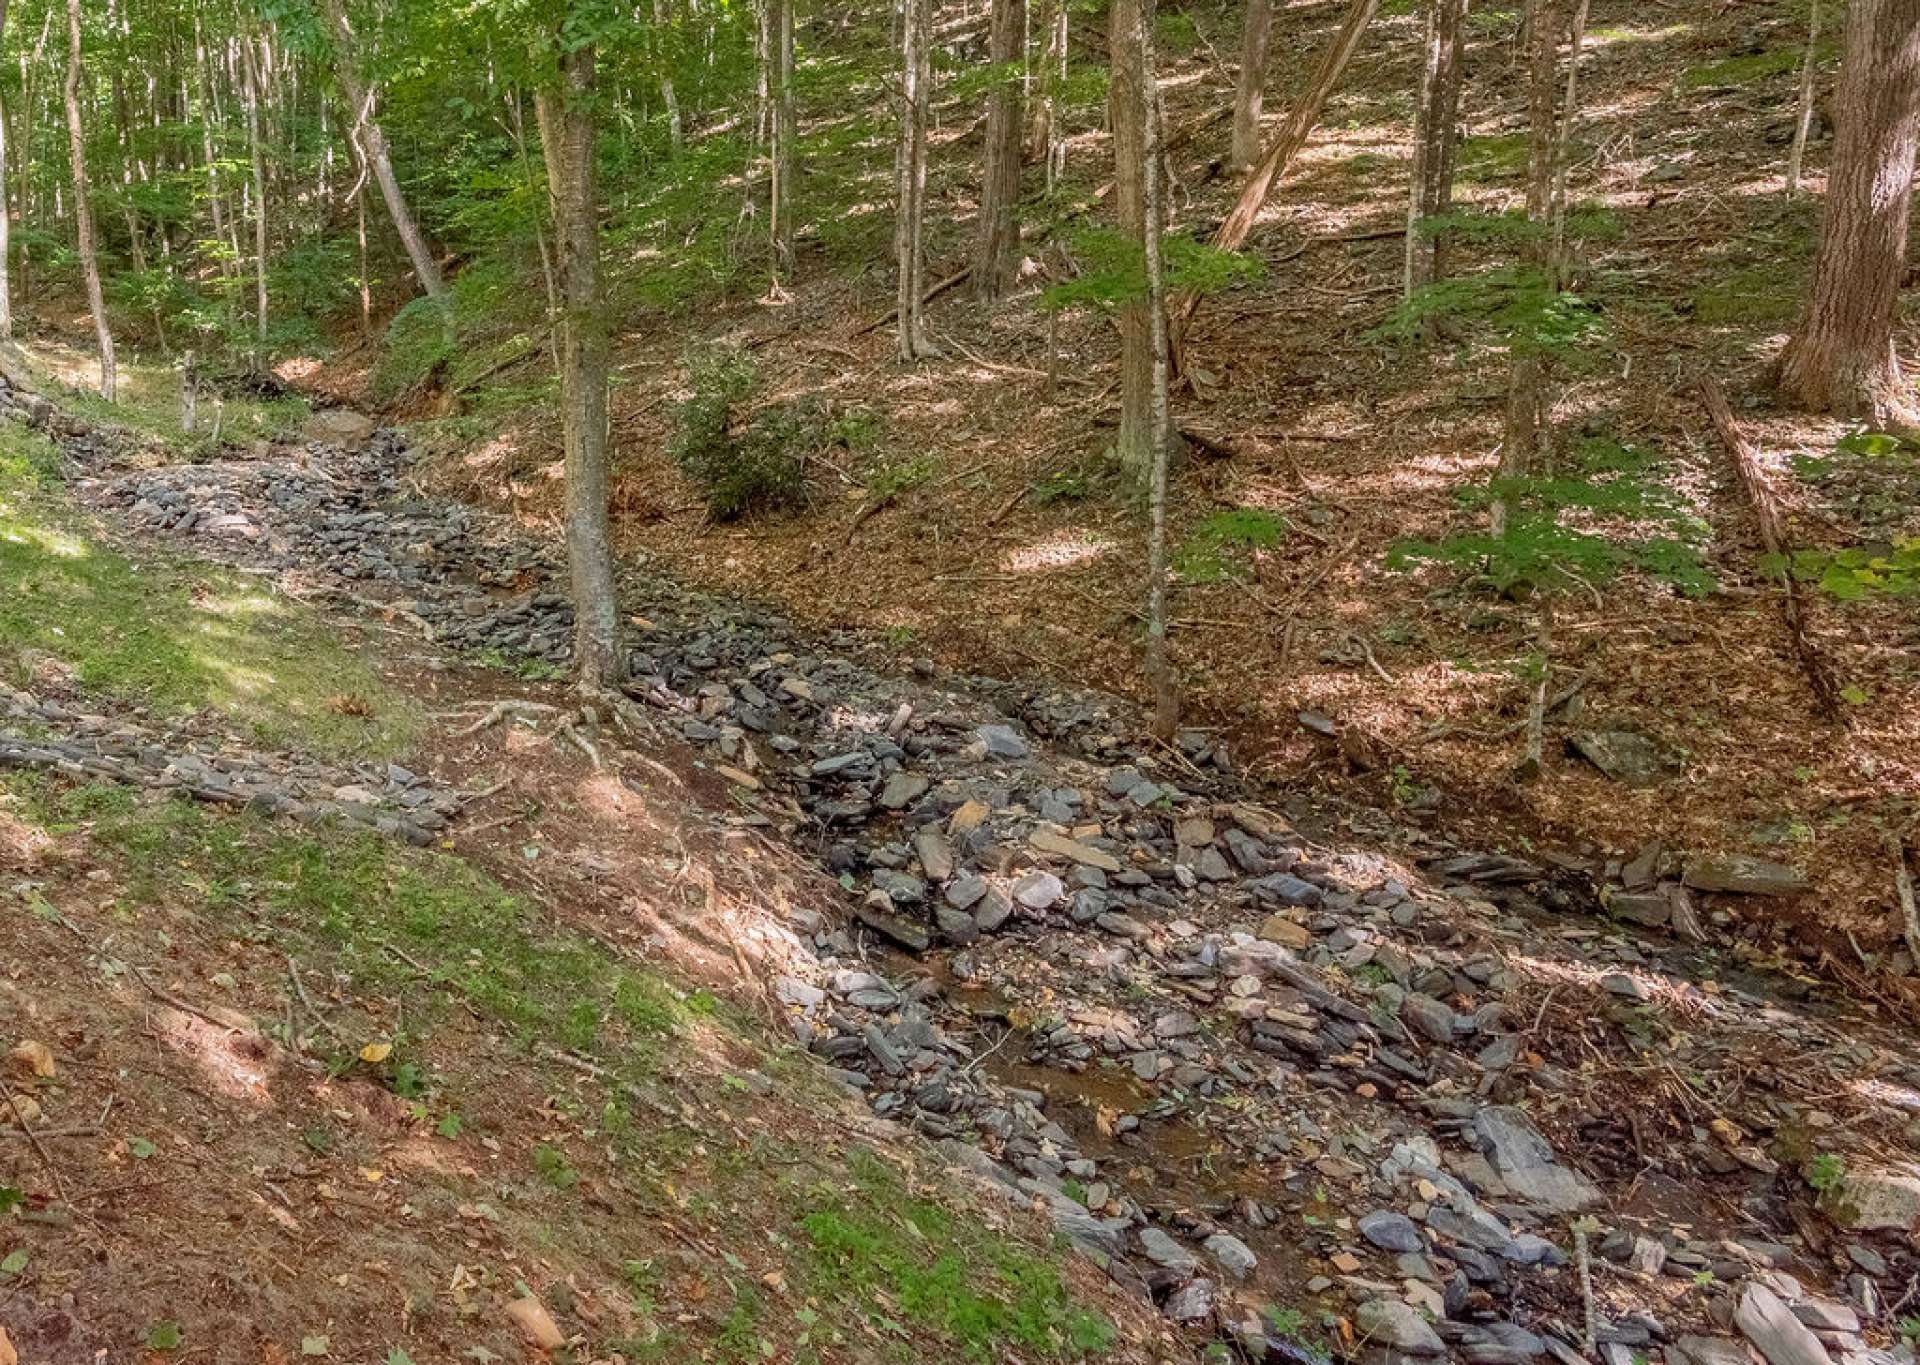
[4,371,1918,1365]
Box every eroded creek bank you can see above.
[6,375,1919,1365]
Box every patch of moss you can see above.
[1681,46,1822,89]
[1689,264,1804,325]
[1456,133,1530,183]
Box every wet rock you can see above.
[1683,854,1808,897]
[1354,1299,1445,1356]
[1737,1283,1834,1365]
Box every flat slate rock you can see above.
[1569,729,1682,787]
[1736,1283,1834,1365]
[1682,853,1808,896]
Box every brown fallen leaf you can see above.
[505,1294,566,1349]
[8,1041,54,1080]
[0,1322,16,1365]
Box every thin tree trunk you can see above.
[974,0,1026,300]
[1171,0,1377,347]
[655,0,683,150]
[894,0,934,359]
[238,27,270,343]
[535,45,623,691]
[1548,0,1589,285]
[64,0,114,401]
[1404,0,1466,295]
[1786,0,1821,194]
[771,0,795,272]
[320,0,446,303]
[1231,0,1272,174]
[1137,0,1178,738]
[1110,0,1156,479]
[1776,0,1920,422]
[1494,0,1559,532]
[507,90,562,373]
[0,0,13,340]
[355,174,371,333]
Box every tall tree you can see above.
[974,0,1025,300]
[1786,0,1821,195]
[64,0,115,401]
[1776,0,1920,422]
[1403,0,1466,296]
[536,39,624,690]
[238,25,271,343]
[893,0,934,358]
[1230,0,1271,174]
[321,0,448,304]
[1136,0,1177,739]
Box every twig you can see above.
[2,1082,69,1200]
[1346,631,1395,685]
[0,1124,102,1141]
[287,956,346,1044]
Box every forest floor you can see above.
[4,335,1920,1365]
[315,0,1919,977]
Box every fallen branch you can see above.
[854,266,972,336]
[1698,376,1845,722]
[1893,838,1920,971]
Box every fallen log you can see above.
[1698,375,1845,723]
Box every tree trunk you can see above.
[0,0,12,340]
[1230,0,1272,174]
[655,0,684,150]
[535,45,623,691]
[1171,0,1377,348]
[974,0,1026,300]
[771,0,795,273]
[64,0,114,402]
[320,0,446,304]
[238,27,270,344]
[894,0,934,359]
[1495,0,1559,529]
[1110,0,1157,480]
[1786,0,1821,194]
[1548,0,1589,285]
[1137,0,1179,738]
[1404,0,1466,295]
[1776,0,1920,423]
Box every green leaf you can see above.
[147,1321,185,1350]
[435,1112,464,1139]
[0,1187,23,1215]
[1840,685,1869,705]
[301,1334,330,1356]
[386,1351,416,1365]
[1,1248,28,1275]
[127,1135,158,1159]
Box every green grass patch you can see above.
[0,425,417,757]
[1174,507,1287,584]
[1455,133,1530,183]
[1681,46,1825,89]
[3,779,714,1072]
[33,354,309,457]
[795,1149,1114,1362]
[1690,263,1804,325]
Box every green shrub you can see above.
[1175,508,1286,584]
[667,347,811,519]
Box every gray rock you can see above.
[1671,1337,1754,1365]
[1163,1277,1216,1324]
[1683,854,1808,897]
[1825,1167,1920,1231]
[977,724,1029,759]
[1402,994,1459,1045]
[1737,1283,1834,1365]
[1137,1226,1199,1275]
[1013,871,1065,909]
[1355,1299,1445,1356]
[1570,729,1682,787]
[1203,1231,1258,1280]
[1360,1210,1426,1252]
[1472,1105,1601,1213]
[879,771,930,809]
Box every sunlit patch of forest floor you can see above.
[368,0,1920,977]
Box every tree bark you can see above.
[238,27,270,343]
[1495,0,1559,528]
[1230,0,1272,175]
[1137,0,1178,738]
[1548,0,1589,285]
[1403,0,1466,295]
[320,0,447,304]
[536,45,623,691]
[655,0,684,150]
[1110,0,1157,480]
[894,0,934,359]
[1786,0,1821,195]
[771,0,796,272]
[974,0,1026,300]
[0,0,13,340]
[64,0,114,402]
[1776,0,1920,423]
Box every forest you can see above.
[1,0,1920,1359]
